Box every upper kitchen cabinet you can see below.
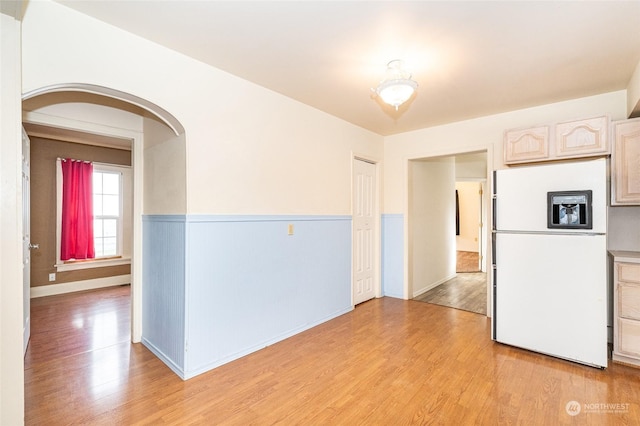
[555,115,609,158]
[503,125,550,164]
[612,118,640,205]
[503,115,610,165]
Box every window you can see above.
[93,170,121,258]
[56,160,132,271]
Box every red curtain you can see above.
[61,159,95,260]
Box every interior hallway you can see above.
[414,272,487,315]
[24,286,640,424]
[414,251,486,315]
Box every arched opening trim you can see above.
[22,83,185,136]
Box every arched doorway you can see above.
[22,84,185,343]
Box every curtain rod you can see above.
[56,158,129,168]
[57,157,90,163]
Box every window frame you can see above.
[93,167,123,258]
[55,160,132,272]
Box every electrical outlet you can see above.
[288,224,294,235]
[49,273,56,282]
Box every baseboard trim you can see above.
[183,305,354,380]
[30,274,131,298]
[141,337,186,380]
[412,273,457,298]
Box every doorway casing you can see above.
[404,147,492,316]
[22,83,185,343]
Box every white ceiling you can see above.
[54,1,640,136]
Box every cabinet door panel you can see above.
[555,116,608,157]
[612,119,640,205]
[619,262,640,284]
[619,283,640,321]
[618,318,640,358]
[503,126,549,164]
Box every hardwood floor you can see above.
[414,272,487,315]
[25,285,131,370]
[457,250,480,273]
[25,286,640,425]
[414,251,486,315]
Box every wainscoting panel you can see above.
[183,215,352,378]
[142,215,186,376]
[382,214,404,299]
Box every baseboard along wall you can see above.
[30,274,131,298]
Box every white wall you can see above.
[456,181,481,253]
[21,0,383,217]
[409,158,456,297]
[0,11,24,426]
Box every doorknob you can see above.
[29,243,39,250]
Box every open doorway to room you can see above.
[21,86,184,359]
[455,180,483,273]
[410,151,488,315]
[22,94,138,369]
[20,85,186,419]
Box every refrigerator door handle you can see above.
[492,171,497,231]
[492,195,497,231]
[491,170,497,340]
[491,232,497,340]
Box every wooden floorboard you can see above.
[414,272,487,315]
[457,250,480,273]
[25,286,640,425]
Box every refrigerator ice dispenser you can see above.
[547,190,592,229]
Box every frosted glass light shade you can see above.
[376,79,418,109]
[374,60,418,110]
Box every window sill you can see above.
[55,257,131,272]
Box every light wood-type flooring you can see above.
[414,272,487,315]
[456,250,480,273]
[414,251,486,315]
[25,286,640,425]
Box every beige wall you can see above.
[385,91,628,297]
[455,152,487,180]
[409,157,456,297]
[383,91,627,213]
[143,115,186,215]
[7,3,637,425]
[29,136,132,288]
[21,0,383,217]
[627,59,640,117]
[456,181,481,253]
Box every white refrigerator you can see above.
[492,158,608,368]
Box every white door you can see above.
[353,159,376,305]
[22,128,33,355]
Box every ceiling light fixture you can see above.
[374,60,418,110]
